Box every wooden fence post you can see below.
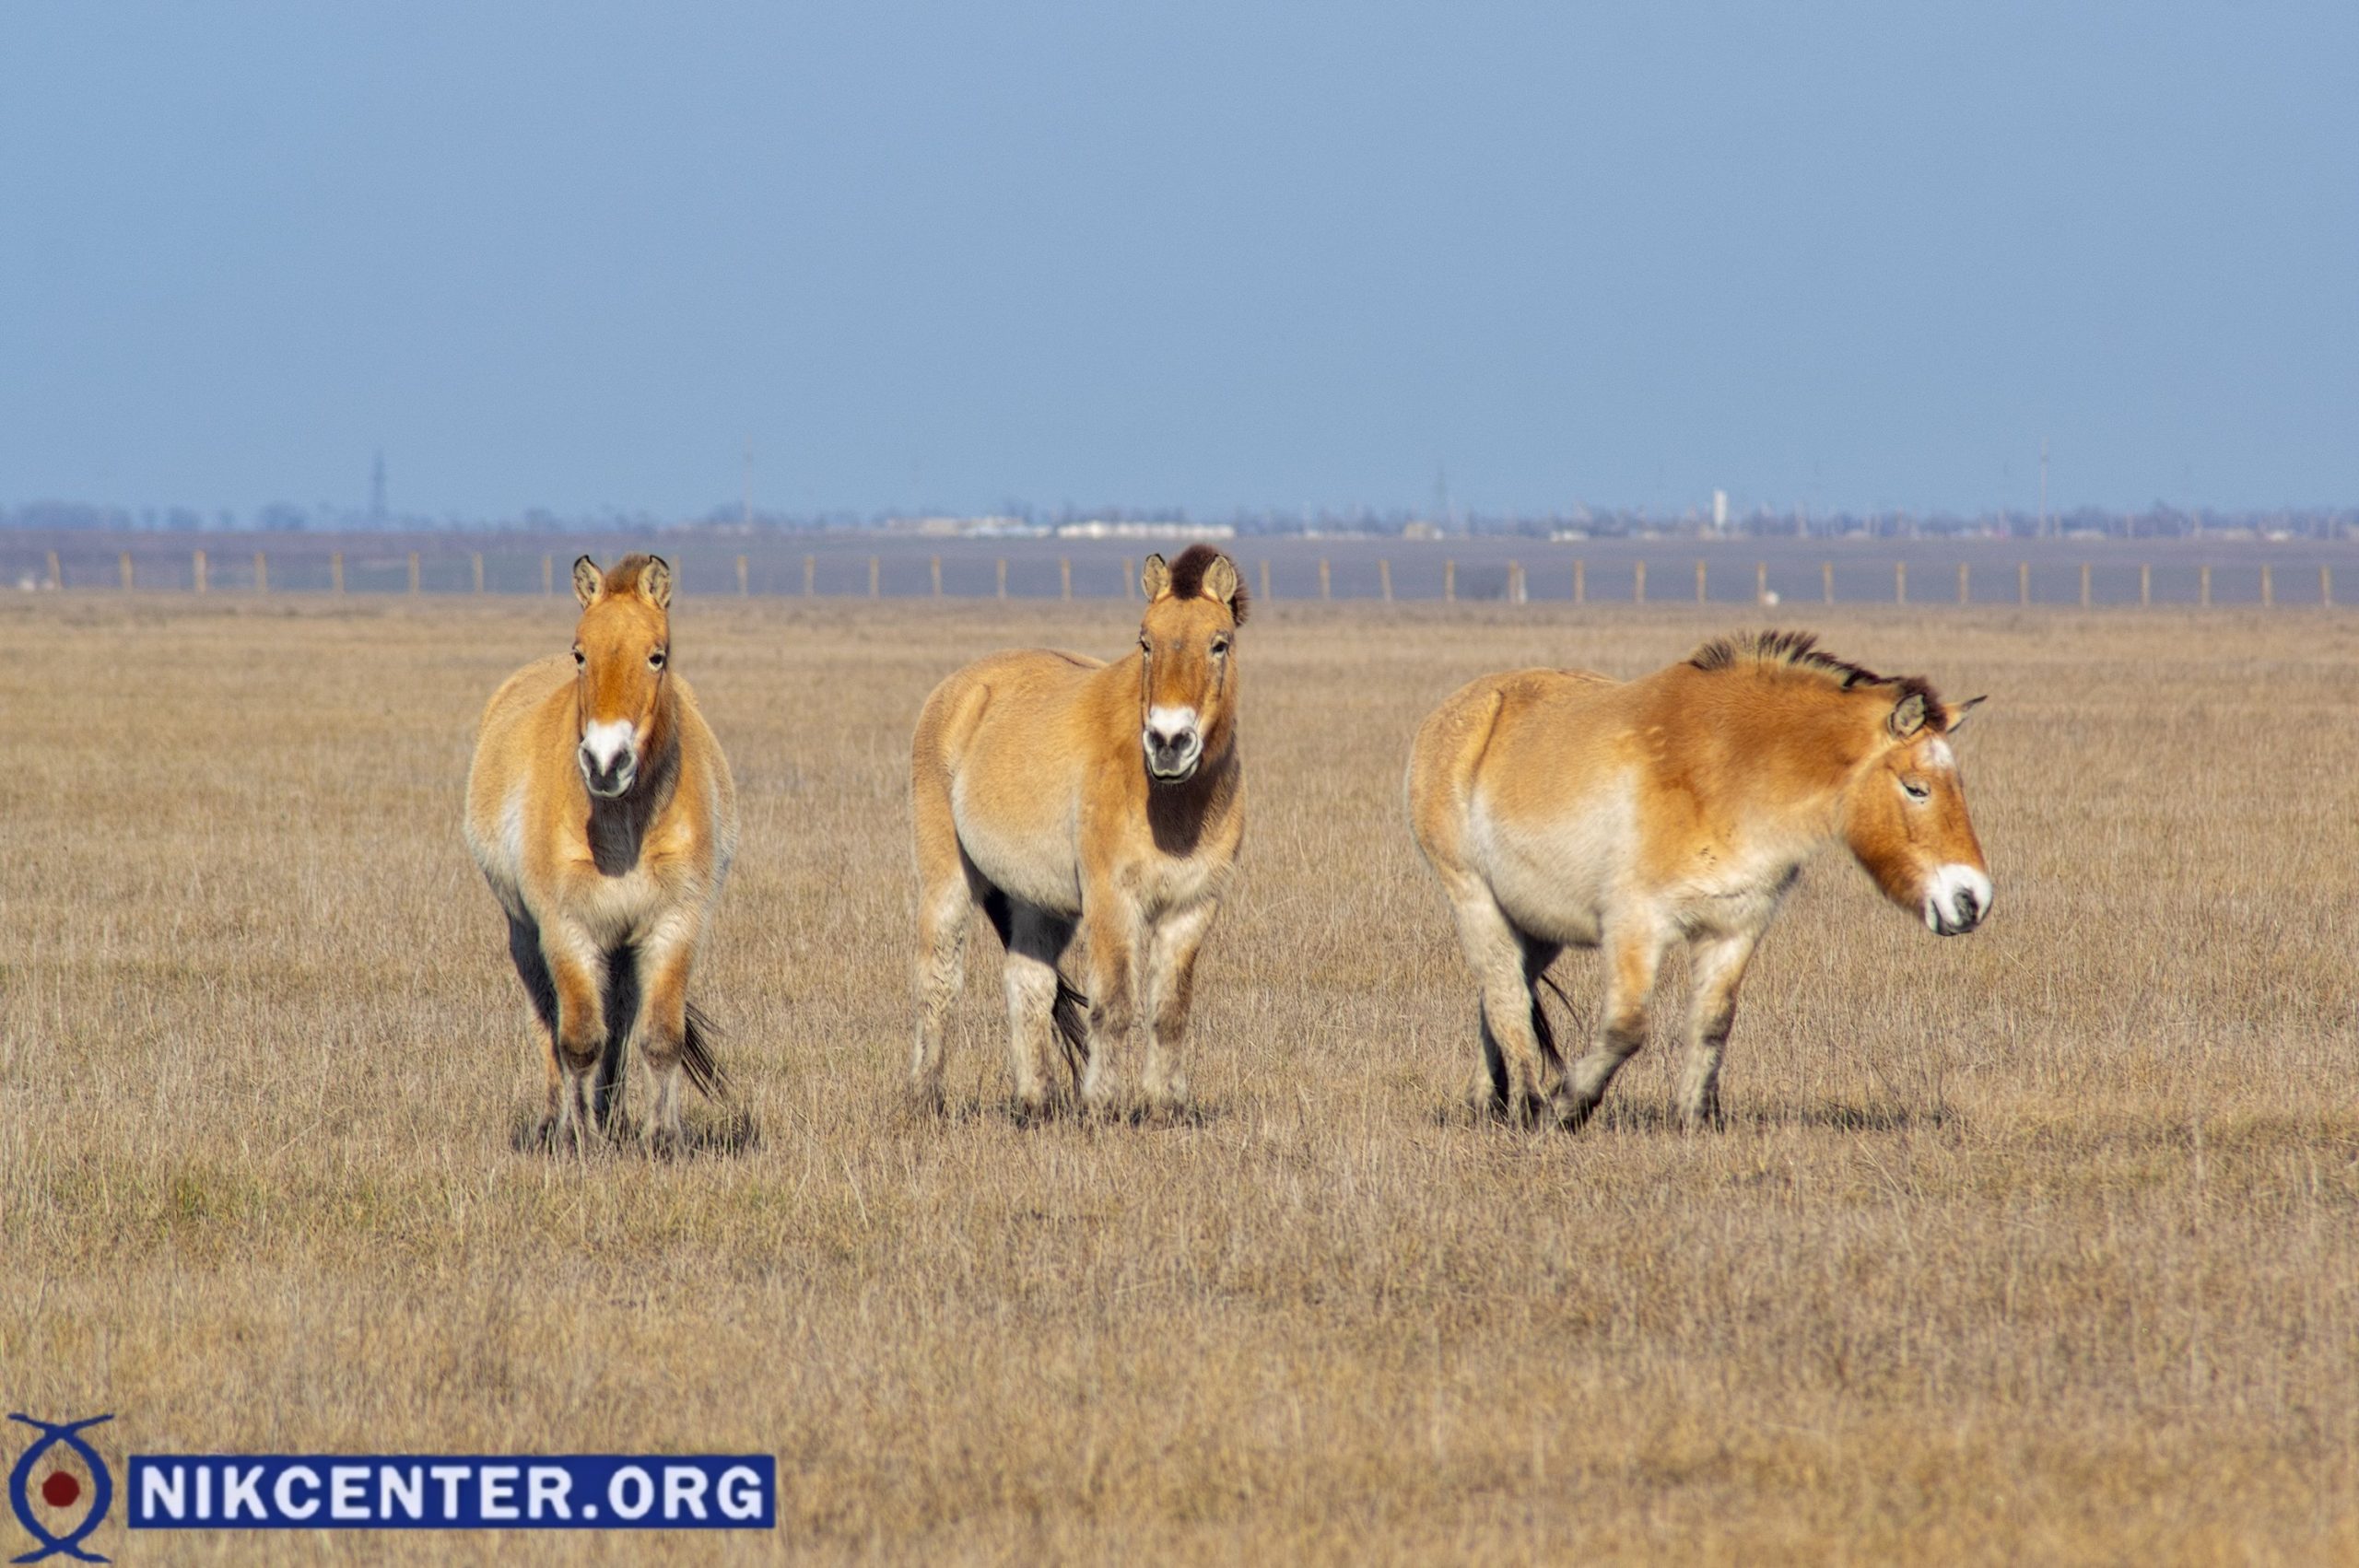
[2323,565,2333,607]
[255,551,268,593]
[1957,562,1970,605]
[2018,561,2030,605]
[995,557,1007,599]
[46,549,61,590]
[2140,563,2151,607]
[930,555,942,597]
[1509,561,1527,604]
[1895,561,1907,604]
[1634,559,1646,604]
[1695,558,1708,603]
[1756,561,1768,604]
[1379,558,1393,602]
[2260,563,2273,607]
[1260,559,1272,602]
[2079,561,2091,608]
[1058,557,1071,601]
[2200,564,2212,607]
[804,555,816,597]
[871,556,882,598]
[472,551,485,594]
[120,551,134,591]
[541,553,553,594]
[737,555,749,595]
[408,552,420,594]
[1821,561,1833,604]
[1573,558,1585,605]
[1443,559,1456,602]
[194,549,207,593]
[1320,557,1332,600]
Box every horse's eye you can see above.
[572,649,585,666]
[649,650,666,670]
[1139,638,1152,655]
[1211,638,1230,656]
[1902,778,1931,802]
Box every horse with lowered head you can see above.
[1407,629,1991,1129]
[910,544,1249,1119]
[464,553,740,1153]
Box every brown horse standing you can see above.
[910,544,1248,1117]
[464,554,740,1153]
[1407,630,1991,1129]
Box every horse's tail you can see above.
[1050,977,1090,1087]
[681,1000,729,1101]
[594,945,730,1120]
[1532,970,1573,1075]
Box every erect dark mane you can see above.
[1687,629,1943,722]
[600,553,664,597]
[1166,543,1250,625]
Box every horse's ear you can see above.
[1888,690,1930,739]
[1141,554,1172,602]
[1944,695,1987,733]
[640,556,673,610]
[572,556,604,607]
[1204,555,1243,620]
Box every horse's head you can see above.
[1842,686,1992,936]
[569,553,674,799]
[1135,544,1248,785]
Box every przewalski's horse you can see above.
[464,553,741,1153]
[910,544,1248,1118]
[1407,629,1990,1129]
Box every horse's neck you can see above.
[582,707,683,874]
[1143,745,1239,855]
[1727,698,1870,849]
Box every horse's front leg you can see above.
[1679,929,1760,1130]
[633,909,702,1156]
[541,919,608,1153]
[1077,889,1140,1117]
[1141,897,1218,1117]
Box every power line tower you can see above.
[370,450,387,528]
[2038,437,2049,537]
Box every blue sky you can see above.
[2,2,2352,519]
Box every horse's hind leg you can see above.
[1449,888,1556,1123]
[1002,904,1074,1118]
[1561,921,1666,1129]
[910,849,983,1112]
[1678,929,1760,1130]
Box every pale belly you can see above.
[952,777,1084,916]
[1468,790,1632,948]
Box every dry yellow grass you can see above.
[3,592,2356,1564]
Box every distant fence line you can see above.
[8,546,2345,609]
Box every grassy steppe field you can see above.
[4,592,2355,1564]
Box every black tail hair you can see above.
[980,886,1091,1089]
[1532,971,1573,1075]
[681,1000,728,1100]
